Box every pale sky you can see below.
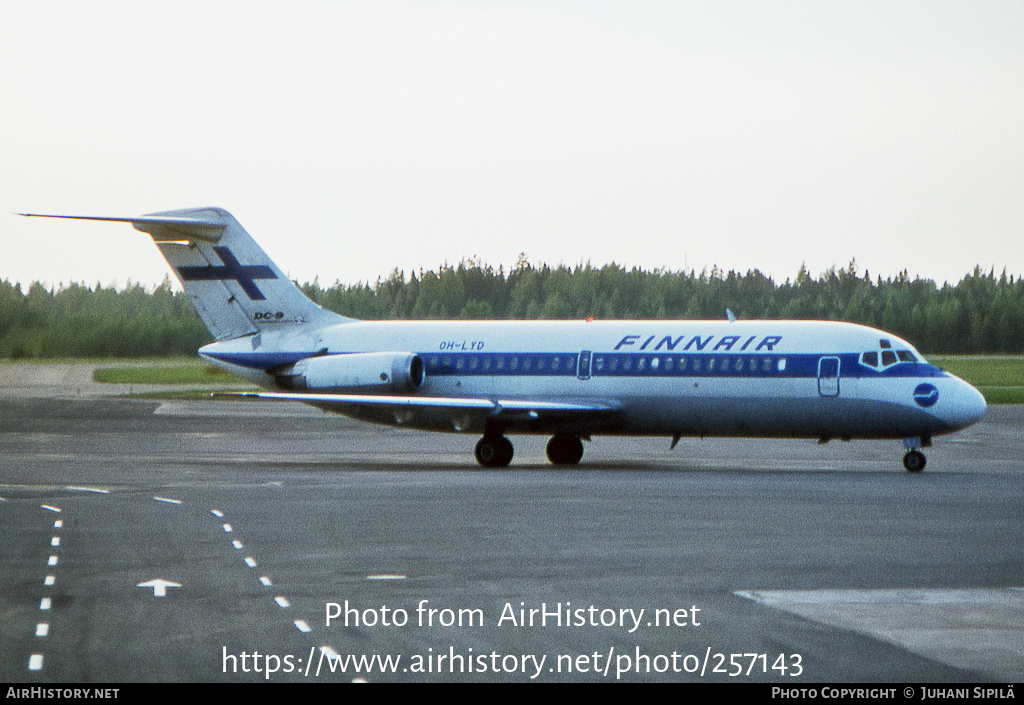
[2,0,1022,291]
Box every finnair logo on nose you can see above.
[913,383,939,408]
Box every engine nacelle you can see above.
[276,352,425,393]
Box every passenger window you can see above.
[777,358,787,372]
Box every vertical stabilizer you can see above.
[22,208,351,341]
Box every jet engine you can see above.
[276,352,425,393]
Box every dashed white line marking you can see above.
[65,486,108,494]
[366,574,406,580]
[153,496,182,504]
[232,540,243,549]
[222,523,233,532]
[47,556,57,566]
[275,596,291,608]
[39,598,51,610]
[53,520,63,529]
[35,623,49,637]
[294,620,311,633]
[244,557,257,568]
[260,576,272,586]
[50,537,59,547]
[44,576,55,586]
[211,509,224,518]
[41,505,61,513]
[28,654,43,671]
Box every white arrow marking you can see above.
[137,579,182,597]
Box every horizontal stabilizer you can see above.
[19,213,227,242]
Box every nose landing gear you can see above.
[902,437,930,473]
[903,450,926,472]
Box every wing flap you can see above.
[218,391,621,422]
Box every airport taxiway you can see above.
[1,387,1022,682]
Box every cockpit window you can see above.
[863,345,922,370]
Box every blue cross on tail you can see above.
[176,246,277,301]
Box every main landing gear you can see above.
[474,435,514,468]
[474,433,585,468]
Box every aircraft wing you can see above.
[219,391,621,429]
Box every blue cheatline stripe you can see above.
[203,349,948,379]
[423,351,946,380]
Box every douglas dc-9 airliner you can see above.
[23,208,987,472]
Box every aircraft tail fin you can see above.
[21,208,351,340]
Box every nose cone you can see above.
[943,375,987,431]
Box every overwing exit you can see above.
[22,208,987,471]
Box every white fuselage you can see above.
[200,318,987,441]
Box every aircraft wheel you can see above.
[903,450,926,473]
[546,434,584,465]
[475,435,513,468]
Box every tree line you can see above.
[2,259,1023,358]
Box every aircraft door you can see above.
[577,350,592,380]
[817,356,840,397]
